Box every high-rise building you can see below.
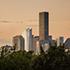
[23,27,33,52]
[13,35,24,51]
[39,12,49,40]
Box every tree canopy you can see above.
[0,46,70,70]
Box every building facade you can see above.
[13,35,24,51]
[24,27,33,52]
[57,36,64,47]
[39,12,49,40]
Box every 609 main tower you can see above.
[39,12,49,40]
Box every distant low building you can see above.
[13,35,24,51]
[51,39,57,46]
[40,40,49,53]
[57,36,64,47]
[33,36,39,52]
[32,36,40,55]
[35,40,40,55]
[64,38,70,49]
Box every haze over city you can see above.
[0,0,70,46]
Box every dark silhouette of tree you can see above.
[1,47,4,58]
[0,45,70,70]
[40,45,45,54]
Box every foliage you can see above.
[0,46,70,70]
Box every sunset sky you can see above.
[0,0,70,46]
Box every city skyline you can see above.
[0,0,70,46]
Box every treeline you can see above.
[0,46,70,70]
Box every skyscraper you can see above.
[23,27,33,52]
[39,12,49,40]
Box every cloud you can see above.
[0,20,24,24]
[0,20,12,23]
[26,19,38,22]
[0,19,38,24]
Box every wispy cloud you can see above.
[0,20,24,24]
[0,19,38,24]
[0,20,12,23]
[26,19,38,22]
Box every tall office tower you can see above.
[39,12,49,40]
[13,35,24,51]
[23,27,33,52]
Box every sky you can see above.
[0,0,70,46]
